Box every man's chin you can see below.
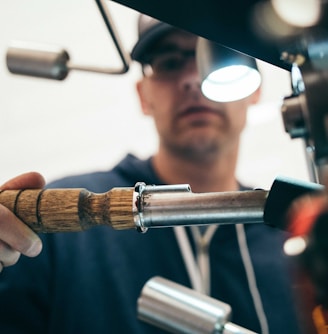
[182,127,223,145]
[169,136,220,161]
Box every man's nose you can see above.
[178,60,202,92]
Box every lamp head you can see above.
[196,38,261,102]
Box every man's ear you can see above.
[136,80,151,116]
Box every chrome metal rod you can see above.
[134,184,268,231]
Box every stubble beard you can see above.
[164,133,222,164]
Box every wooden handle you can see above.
[0,188,136,233]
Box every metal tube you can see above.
[6,43,69,80]
[135,187,268,230]
[138,276,231,334]
[138,276,257,334]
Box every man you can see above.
[0,14,301,333]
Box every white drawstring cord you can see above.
[236,224,269,334]
[173,226,204,293]
[191,225,219,295]
[175,224,269,334]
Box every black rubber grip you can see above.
[264,176,324,230]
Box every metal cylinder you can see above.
[136,188,267,229]
[138,276,258,334]
[6,42,69,80]
[222,322,258,334]
[138,276,231,334]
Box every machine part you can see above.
[137,276,258,334]
[6,0,130,80]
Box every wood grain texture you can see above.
[0,187,136,233]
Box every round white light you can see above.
[201,65,262,102]
[283,236,307,256]
[272,0,321,27]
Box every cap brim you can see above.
[131,22,175,63]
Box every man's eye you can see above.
[155,56,184,72]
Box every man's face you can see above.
[137,30,259,162]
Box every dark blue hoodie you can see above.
[0,154,301,333]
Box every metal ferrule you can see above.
[133,183,268,231]
[133,182,191,232]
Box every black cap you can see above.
[131,14,176,63]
